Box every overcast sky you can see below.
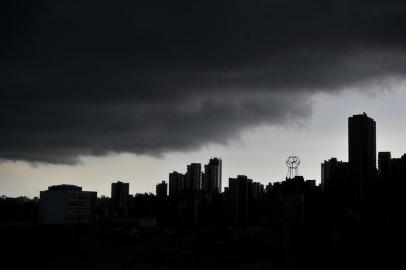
[1,1,406,197]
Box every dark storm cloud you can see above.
[1,0,406,164]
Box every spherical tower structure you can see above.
[286,156,300,179]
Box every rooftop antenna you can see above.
[286,156,300,179]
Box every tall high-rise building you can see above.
[389,155,406,180]
[378,152,392,181]
[378,152,406,184]
[321,158,350,204]
[111,181,130,218]
[228,175,252,225]
[111,181,129,207]
[39,185,97,224]
[185,163,202,191]
[251,182,264,199]
[377,152,406,210]
[156,181,168,198]
[202,157,222,193]
[348,113,377,205]
[169,171,185,197]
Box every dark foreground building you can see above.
[203,157,222,194]
[156,180,168,198]
[39,184,97,224]
[348,113,377,206]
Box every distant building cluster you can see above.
[1,113,405,228]
[167,157,222,197]
[322,113,405,214]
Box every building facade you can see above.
[185,163,202,191]
[39,185,97,224]
[228,175,252,225]
[348,113,377,206]
[321,158,350,205]
[111,181,129,207]
[156,181,168,198]
[169,171,185,197]
[202,157,222,194]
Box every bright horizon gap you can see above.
[2,85,406,199]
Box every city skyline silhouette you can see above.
[2,105,402,198]
[0,109,404,198]
[1,112,401,201]
[2,1,406,269]
[1,112,405,270]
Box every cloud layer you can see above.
[1,0,406,164]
